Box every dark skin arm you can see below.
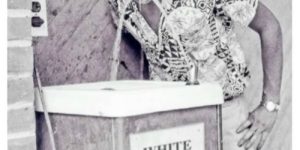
[237,2,283,150]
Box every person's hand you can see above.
[236,105,278,150]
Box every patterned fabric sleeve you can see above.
[223,0,259,26]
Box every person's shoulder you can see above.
[222,0,259,26]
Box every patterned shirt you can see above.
[109,0,258,99]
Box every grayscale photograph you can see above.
[6,0,292,150]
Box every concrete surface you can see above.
[33,0,143,85]
[8,17,32,40]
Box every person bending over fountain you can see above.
[108,0,282,149]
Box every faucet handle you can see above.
[186,64,200,85]
[186,53,200,85]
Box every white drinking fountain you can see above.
[35,80,224,150]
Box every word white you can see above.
[143,140,192,150]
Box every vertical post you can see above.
[111,118,125,150]
[217,105,223,150]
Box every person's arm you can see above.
[236,2,283,150]
[250,2,283,103]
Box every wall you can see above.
[7,0,37,150]
[34,0,292,149]
[33,0,144,86]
